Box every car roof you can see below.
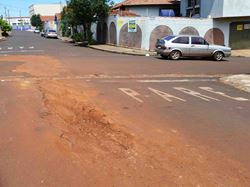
[174,35,201,37]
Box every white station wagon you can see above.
[156,35,231,61]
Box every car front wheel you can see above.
[169,50,181,60]
[213,51,224,61]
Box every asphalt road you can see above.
[0,31,250,186]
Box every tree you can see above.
[61,5,76,37]
[30,14,43,30]
[0,19,12,36]
[64,0,110,43]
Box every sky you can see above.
[0,0,122,18]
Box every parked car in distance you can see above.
[44,29,58,39]
[34,29,40,33]
[156,35,231,61]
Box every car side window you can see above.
[191,37,208,45]
[172,37,189,44]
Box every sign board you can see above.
[237,24,243,31]
[244,24,250,30]
[128,20,137,33]
[117,20,123,28]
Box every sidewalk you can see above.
[231,49,250,57]
[59,36,73,42]
[221,75,250,93]
[89,44,157,56]
[0,36,5,41]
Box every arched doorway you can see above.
[149,25,173,51]
[119,23,142,48]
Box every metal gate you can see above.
[230,21,250,49]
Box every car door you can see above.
[190,37,210,57]
[171,36,191,56]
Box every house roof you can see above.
[110,9,140,17]
[40,16,55,22]
[113,0,180,9]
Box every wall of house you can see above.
[222,0,250,18]
[44,21,57,31]
[181,0,250,18]
[99,15,230,51]
[181,0,223,18]
[128,6,160,17]
[29,4,64,17]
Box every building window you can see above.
[186,0,200,17]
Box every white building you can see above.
[5,17,31,31]
[29,3,64,17]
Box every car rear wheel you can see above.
[169,50,181,60]
[213,51,224,61]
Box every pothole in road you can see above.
[38,80,134,158]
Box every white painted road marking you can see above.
[29,46,34,49]
[148,87,186,102]
[0,48,2,50]
[200,87,249,101]
[0,50,44,54]
[19,46,24,49]
[119,88,144,103]
[7,47,13,50]
[174,87,220,102]
[137,79,217,83]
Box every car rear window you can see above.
[49,30,56,33]
[163,35,176,41]
[172,37,189,44]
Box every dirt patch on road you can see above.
[0,55,66,77]
[39,80,134,158]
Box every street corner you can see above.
[221,74,250,93]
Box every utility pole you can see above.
[19,10,23,31]
[7,9,10,24]
[4,7,7,20]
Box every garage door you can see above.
[230,21,250,49]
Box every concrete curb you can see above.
[88,45,157,57]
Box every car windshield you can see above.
[163,35,176,41]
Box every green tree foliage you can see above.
[30,14,43,30]
[62,0,110,43]
[0,19,12,36]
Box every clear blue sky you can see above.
[0,0,122,17]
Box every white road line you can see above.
[137,79,217,83]
[148,87,186,102]
[19,46,24,49]
[199,87,249,101]
[174,87,220,102]
[119,88,144,103]
[7,47,13,50]
[0,50,44,54]
[29,46,34,49]
[71,74,223,80]
[0,48,2,50]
